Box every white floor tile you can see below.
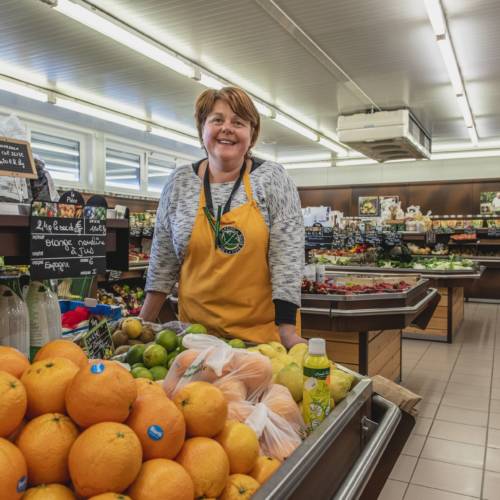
[420,437,484,469]
[429,420,487,446]
[435,405,488,427]
[377,479,407,500]
[483,470,500,500]
[389,455,418,482]
[403,484,477,500]
[401,434,426,457]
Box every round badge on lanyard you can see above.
[218,226,245,254]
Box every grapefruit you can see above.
[0,371,27,438]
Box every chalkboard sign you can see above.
[425,230,437,245]
[30,200,107,280]
[0,137,37,178]
[82,319,113,359]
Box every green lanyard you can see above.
[203,205,222,249]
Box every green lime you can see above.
[149,365,168,380]
[143,344,168,368]
[131,367,153,380]
[155,329,179,353]
[184,323,207,334]
[228,338,246,349]
[131,362,145,370]
[126,344,146,365]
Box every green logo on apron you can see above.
[218,226,245,255]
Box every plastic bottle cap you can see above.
[308,338,326,356]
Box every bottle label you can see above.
[303,366,330,380]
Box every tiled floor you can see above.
[378,302,500,500]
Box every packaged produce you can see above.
[0,285,30,357]
[24,282,61,359]
[261,384,305,435]
[302,338,331,432]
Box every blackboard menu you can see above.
[0,137,37,178]
[30,200,107,280]
[82,319,113,359]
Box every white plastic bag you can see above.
[0,285,30,357]
[163,333,272,401]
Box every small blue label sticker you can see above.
[90,363,105,374]
[17,475,27,493]
[147,425,164,441]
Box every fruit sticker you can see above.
[147,425,164,441]
[90,362,105,374]
[17,475,27,493]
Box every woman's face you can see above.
[202,99,252,165]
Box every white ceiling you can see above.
[1,0,499,159]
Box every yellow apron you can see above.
[178,162,281,343]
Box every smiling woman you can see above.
[140,86,305,349]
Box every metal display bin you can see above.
[253,368,403,500]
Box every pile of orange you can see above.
[0,341,283,499]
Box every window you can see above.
[148,154,175,194]
[105,147,141,191]
[30,131,80,182]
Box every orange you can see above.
[88,495,132,500]
[215,421,259,474]
[125,394,185,460]
[0,346,30,379]
[0,437,28,500]
[65,360,137,428]
[163,350,199,396]
[214,378,247,402]
[173,381,227,437]
[22,484,76,499]
[16,413,79,486]
[68,422,142,497]
[127,459,194,500]
[135,378,166,399]
[220,474,260,500]
[34,339,88,368]
[0,371,27,438]
[176,437,229,498]
[21,358,79,418]
[7,418,27,443]
[250,456,281,484]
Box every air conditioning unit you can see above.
[337,109,431,162]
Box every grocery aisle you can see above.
[378,302,500,500]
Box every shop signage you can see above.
[82,318,113,359]
[0,137,37,179]
[29,194,107,280]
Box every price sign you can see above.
[0,137,37,178]
[425,231,437,245]
[82,319,113,359]
[30,197,107,280]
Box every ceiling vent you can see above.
[337,109,431,162]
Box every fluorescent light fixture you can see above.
[0,77,48,102]
[456,94,473,127]
[148,166,174,173]
[148,172,173,178]
[467,127,479,146]
[253,101,273,118]
[106,175,138,180]
[436,36,464,95]
[318,137,347,155]
[54,0,195,78]
[424,0,447,36]
[431,149,500,160]
[198,73,226,90]
[150,126,201,148]
[282,161,332,170]
[55,97,147,131]
[336,159,378,167]
[253,150,276,162]
[273,113,318,142]
[106,181,139,189]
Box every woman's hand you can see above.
[279,323,307,350]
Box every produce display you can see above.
[0,326,355,499]
[97,284,145,317]
[377,256,475,271]
[302,278,412,295]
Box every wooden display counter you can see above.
[302,329,401,381]
[404,286,464,343]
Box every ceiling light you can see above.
[432,149,500,160]
[106,175,138,180]
[53,0,195,78]
[282,161,332,170]
[273,113,318,142]
[55,97,147,131]
[253,101,274,118]
[0,77,48,102]
[424,0,446,36]
[318,137,347,156]
[253,150,276,162]
[336,159,378,167]
[456,94,474,128]
[436,36,464,95]
[148,172,173,178]
[198,73,226,90]
[150,126,201,148]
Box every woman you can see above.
[140,86,305,348]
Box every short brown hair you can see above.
[194,86,260,152]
